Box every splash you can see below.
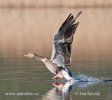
[74,74,100,82]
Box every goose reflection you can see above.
[42,81,99,100]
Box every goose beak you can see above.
[24,53,34,58]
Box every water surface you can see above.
[0,56,112,100]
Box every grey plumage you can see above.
[51,11,82,67]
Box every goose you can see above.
[24,11,82,81]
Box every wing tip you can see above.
[69,11,82,19]
[74,11,82,20]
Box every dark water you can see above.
[0,56,112,100]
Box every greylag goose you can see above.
[24,11,82,81]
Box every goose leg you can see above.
[52,75,59,80]
[52,75,64,80]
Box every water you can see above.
[0,56,112,100]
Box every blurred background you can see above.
[0,0,112,61]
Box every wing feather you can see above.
[51,11,82,67]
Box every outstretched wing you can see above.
[51,11,82,67]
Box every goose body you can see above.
[24,11,82,81]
